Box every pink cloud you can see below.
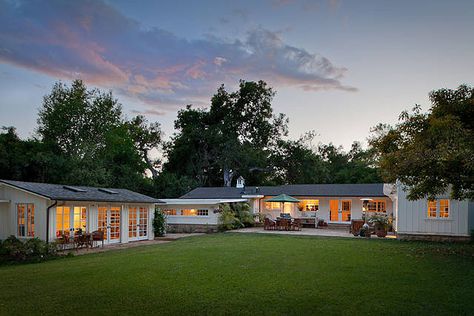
[0,0,355,115]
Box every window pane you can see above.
[139,207,148,237]
[197,209,208,216]
[73,206,87,233]
[181,209,197,216]
[427,200,437,218]
[163,209,177,215]
[27,204,35,237]
[17,204,26,237]
[439,200,449,218]
[301,200,319,211]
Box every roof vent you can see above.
[98,188,118,194]
[63,185,87,193]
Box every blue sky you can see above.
[1,0,473,149]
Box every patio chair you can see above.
[291,219,301,231]
[278,218,290,231]
[92,230,105,248]
[264,218,276,230]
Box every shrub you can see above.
[153,207,167,237]
[218,204,243,231]
[232,202,255,227]
[470,230,474,243]
[368,214,389,230]
[0,236,59,264]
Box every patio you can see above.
[233,226,358,238]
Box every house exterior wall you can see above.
[0,185,49,240]
[258,196,393,222]
[0,184,155,243]
[159,203,219,232]
[396,185,470,238]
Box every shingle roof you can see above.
[180,183,387,199]
[0,179,162,203]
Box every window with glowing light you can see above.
[17,204,34,237]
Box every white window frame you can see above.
[16,203,35,238]
[197,209,209,216]
[426,199,450,220]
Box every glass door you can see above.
[128,207,138,241]
[329,200,339,221]
[341,200,351,222]
[138,207,148,240]
[109,207,121,243]
[98,206,121,243]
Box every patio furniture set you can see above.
[56,230,105,250]
[264,217,302,231]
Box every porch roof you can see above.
[0,179,162,204]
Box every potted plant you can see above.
[368,214,389,238]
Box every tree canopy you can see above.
[370,85,474,200]
[1,78,383,198]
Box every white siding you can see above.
[0,184,49,240]
[397,184,470,236]
[162,203,219,226]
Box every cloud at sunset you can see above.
[0,0,355,114]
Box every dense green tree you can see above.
[38,80,123,157]
[165,80,288,187]
[370,85,474,200]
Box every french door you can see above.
[98,206,121,243]
[128,206,149,241]
[329,200,351,223]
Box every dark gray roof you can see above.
[0,179,162,203]
[180,183,387,199]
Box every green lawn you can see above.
[0,234,473,315]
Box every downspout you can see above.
[46,200,58,244]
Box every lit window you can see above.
[197,209,209,216]
[427,200,437,218]
[439,200,449,218]
[17,204,35,237]
[163,209,177,215]
[73,206,87,233]
[367,200,386,212]
[342,200,351,212]
[181,209,197,216]
[301,200,319,211]
[265,202,281,210]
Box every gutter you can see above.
[46,200,58,244]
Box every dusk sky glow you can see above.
[1,0,473,149]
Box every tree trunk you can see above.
[223,168,234,187]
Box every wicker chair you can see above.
[91,230,105,247]
[264,218,276,230]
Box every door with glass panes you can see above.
[128,206,149,241]
[98,206,121,243]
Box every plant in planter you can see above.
[368,214,389,238]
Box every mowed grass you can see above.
[0,234,473,315]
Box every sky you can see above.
[1,0,473,149]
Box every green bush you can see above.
[218,204,243,231]
[0,236,59,264]
[232,202,255,227]
[153,208,167,237]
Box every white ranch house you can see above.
[0,179,160,244]
[1,178,473,243]
[160,179,474,241]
